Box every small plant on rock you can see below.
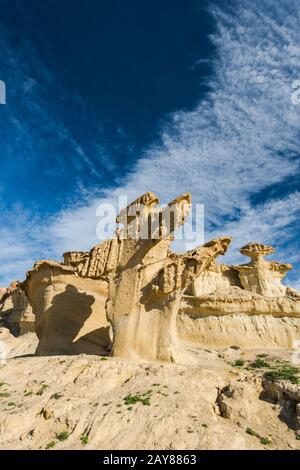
[56,431,69,441]
[46,440,56,449]
[264,363,299,385]
[80,434,89,446]
[232,359,245,367]
[250,358,270,369]
[260,437,271,445]
[246,427,259,437]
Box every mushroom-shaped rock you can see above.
[234,243,292,297]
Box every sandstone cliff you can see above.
[20,192,300,359]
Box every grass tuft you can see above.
[264,363,299,384]
[46,440,56,449]
[56,431,69,441]
[232,359,245,367]
[260,437,271,445]
[80,434,89,446]
[250,358,270,369]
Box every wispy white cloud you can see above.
[1,0,300,289]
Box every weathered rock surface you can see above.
[18,192,300,359]
[24,192,232,362]
[234,243,292,297]
[0,282,35,336]
[178,312,300,349]
[25,261,111,356]
[261,378,300,431]
[178,242,300,349]
[0,342,299,450]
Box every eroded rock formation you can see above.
[234,243,292,297]
[179,242,300,348]
[59,192,231,362]
[21,192,300,360]
[25,261,111,355]
[0,281,35,336]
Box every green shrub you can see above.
[260,437,271,445]
[264,364,299,384]
[246,427,259,437]
[0,392,10,398]
[46,440,56,449]
[250,358,270,369]
[80,434,89,446]
[233,359,245,367]
[123,393,151,406]
[56,431,69,441]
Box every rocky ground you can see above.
[0,328,299,450]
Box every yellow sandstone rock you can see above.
[21,192,300,360]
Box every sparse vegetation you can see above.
[7,402,16,407]
[0,382,7,387]
[45,440,57,449]
[232,359,245,367]
[24,391,33,397]
[264,363,299,384]
[56,431,69,441]
[201,424,208,428]
[296,435,300,441]
[0,392,10,398]
[51,393,63,400]
[250,358,270,369]
[246,427,271,445]
[123,393,151,406]
[80,434,89,446]
[246,427,259,437]
[260,437,271,445]
[100,357,108,361]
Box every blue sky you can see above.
[0,0,299,288]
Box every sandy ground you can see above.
[0,329,299,450]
